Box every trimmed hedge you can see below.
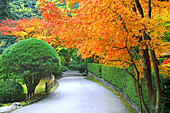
[87,63,102,78]
[88,63,170,112]
[0,80,25,103]
[87,63,150,110]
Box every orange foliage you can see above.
[0,0,170,78]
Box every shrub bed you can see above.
[0,80,25,103]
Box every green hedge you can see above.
[87,63,150,110]
[87,63,102,78]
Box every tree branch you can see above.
[148,0,152,18]
[134,0,144,18]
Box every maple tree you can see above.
[36,0,169,113]
[0,0,170,112]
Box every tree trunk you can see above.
[27,84,36,96]
[24,75,41,97]
[150,49,162,113]
[125,67,150,113]
[140,84,150,113]
[141,47,156,113]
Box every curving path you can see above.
[11,70,128,113]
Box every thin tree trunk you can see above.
[125,68,150,113]
[27,85,36,96]
[150,49,162,113]
[141,47,156,113]
[147,1,162,112]
[137,84,143,113]
[140,84,150,113]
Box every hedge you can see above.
[88,63,170,112]
[87,63,102,78]
[87,63,150,111]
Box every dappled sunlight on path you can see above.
[11,70,128,113]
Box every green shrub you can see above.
[1,38,61,95]
[87,63,150,110]
[60,65,68,71]
[0,80,25,103]
[52,65,67,79]
[68,64,80,70]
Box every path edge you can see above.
[88,72,140,113]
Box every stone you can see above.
[11,102,22,110]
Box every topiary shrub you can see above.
[1,38,61,95]
[0,80,25,103]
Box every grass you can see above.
[87,76,138,113]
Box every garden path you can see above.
[11,70,128,113]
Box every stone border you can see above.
[88,72,140,113]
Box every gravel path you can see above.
[11,70,128,113]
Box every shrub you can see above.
[0,80,25,103]
[1,38,61,95]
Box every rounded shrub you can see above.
[1,38,61,95]
[0,81,25,103]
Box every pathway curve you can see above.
[11,70,128,113]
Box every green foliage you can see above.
[0,0,15,20]
[58,48,76,66]
[9,0,42,19]
[1,38,60,78]
[64,49,93,73]
[161,21,170,42]
[87,63,102,77]
[1,38,61,94]
[0,80,25,103]
[52,65,67,78]
[60,65,68,71]
[160,77,170,113]
[0,54,5,80]
[0,35,16,54]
